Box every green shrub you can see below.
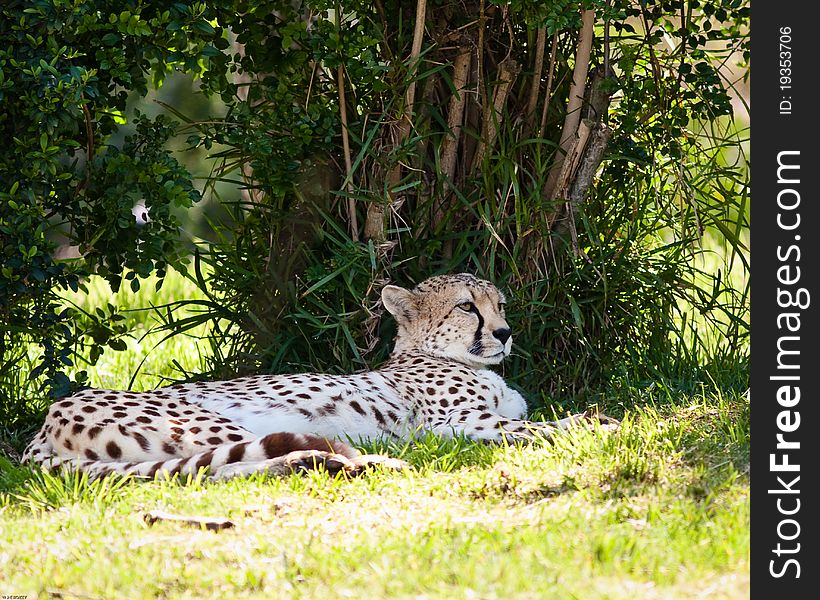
[0,0,749,426]
[0,0,225,422]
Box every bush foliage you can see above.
[0,0,749,425]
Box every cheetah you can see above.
[23,273,617,480]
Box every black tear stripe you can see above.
[470,304,484,354]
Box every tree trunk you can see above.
[543,9,595,202]
[433,45,472,232]
[366,0,428,242]
[525,27,546,132]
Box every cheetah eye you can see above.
[456,301,475,312]
[498,302,506,312]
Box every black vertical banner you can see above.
[752,4,819,597]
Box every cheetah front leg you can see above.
[212,451,408,481]
[429,410,618,443]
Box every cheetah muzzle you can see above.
[23,273,619,480]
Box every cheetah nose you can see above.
[492,328,512,344]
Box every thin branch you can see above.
[231,36,265,207]
[337,64,360,242]
[75,94,94,196]
[639,4,663,99]
[603,0,612,77]
[372,0,428,242]
[472,58,520,170]
[404,0,428,111]
[414,71,442,224]
[501,3,515,64]
[525,26,546,131]
[538,31,559,136]
[373,0,391,57]
[81,101,94,163]
[476,0,487,128]
[675,0,690,90]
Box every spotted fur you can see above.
[23,273,617,480]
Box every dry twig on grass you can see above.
[144,510,235,532]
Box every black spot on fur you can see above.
[317,403,337,417]
[227,442,247,463]
[195,451,215,470]
[146,462,165,477]
[106,441,122,459]
[132,431,151,451]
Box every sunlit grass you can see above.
[0,387,749,599]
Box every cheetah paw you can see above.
[212,450,354,480]
[582,408,620,431]
[282,450,356,475]
[346,454,410,475]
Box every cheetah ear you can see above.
[381,285,418,325]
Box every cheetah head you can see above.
[381,273,512,368]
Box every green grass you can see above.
[0,392,749,598]
[0,269,749,598]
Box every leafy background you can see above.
[0,0,748,437]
